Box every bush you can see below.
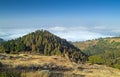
[0,71,21,77]
[113,64,120,69]
[88,55,104,64]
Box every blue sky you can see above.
[0,0,120,41]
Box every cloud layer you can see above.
[0,26,119,41]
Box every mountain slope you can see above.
[73,37,120,69]
[0,30,88,63]
[73,37,120,51]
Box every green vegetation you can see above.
[0,71,21,77]
[74,38,120,69]
[0,30,87,63]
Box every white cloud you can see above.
[46,26,113,41]
[0,26,117,41]
[0,28,37,40]
[48,26,66,31]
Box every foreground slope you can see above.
[0,30,87,63]
[0,53,120,77]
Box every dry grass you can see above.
[104,38,120,43]
[73,37,120,50]
[73,64,120,77]
[21,70,50,77]
[73,40,98,50]
[0,53,72,68]
[0,53,120,77]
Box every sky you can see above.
[0,0,120,41]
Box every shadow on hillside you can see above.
[0,63,85,77]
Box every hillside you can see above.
[73,37,120,50]
[0,30,87,63]
[0,53,120,77]
[73,37,120,69]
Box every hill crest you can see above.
[0,30,88,63]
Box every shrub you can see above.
[0,71,21,77]
[113,64,120,69]
[88,55,104,64]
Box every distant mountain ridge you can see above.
[0,38,4,43]
[0,30,88,63]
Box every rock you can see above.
[15,65,26,70]
[28,64,40,70]
[0,56,5,60]
[5,56,14,59]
